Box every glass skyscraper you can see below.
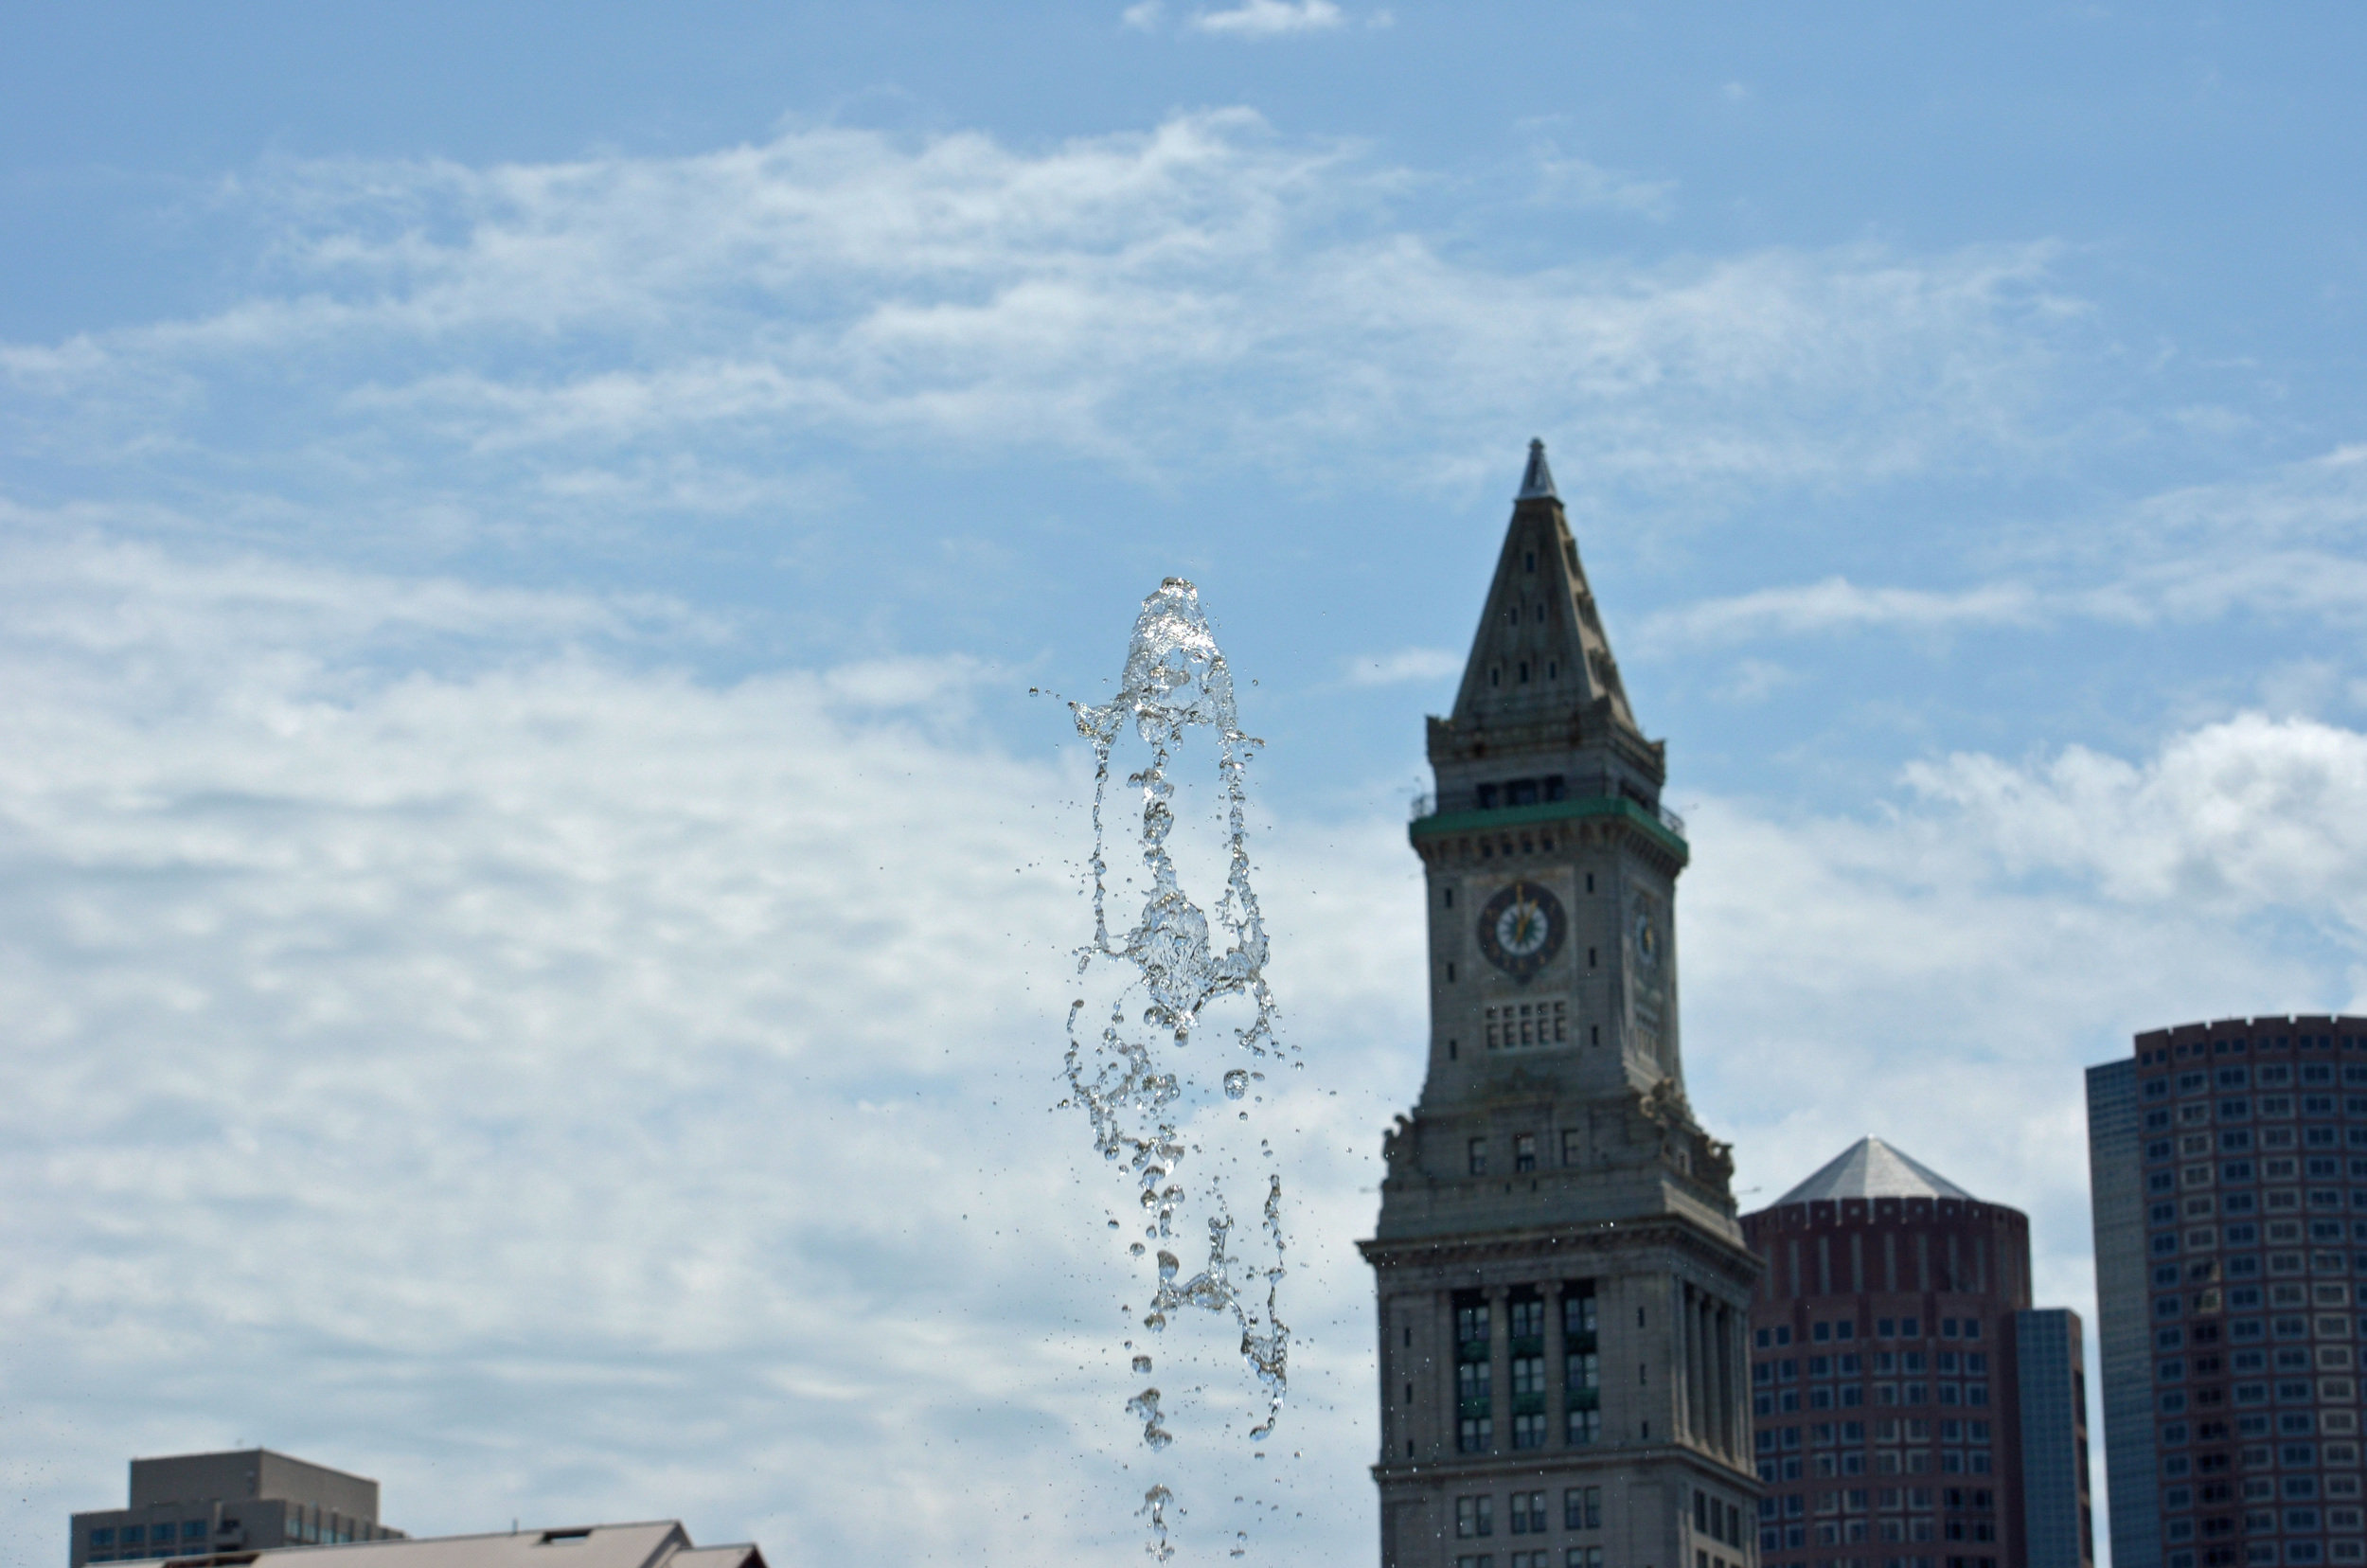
[2086,1017,2367,1568]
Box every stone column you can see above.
[1682,1281,1705,1443]
[1717,1301,1740,1461]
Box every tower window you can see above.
[1490,666,1501,687]
[1547,661,1557,679]
[1515,1133,1538,1172]
[1505,607,1519,625]
[1444,886,1453,908]
[1585,872,1594,893]
[1446,962,1456,982]
[1535,604,1545,622]
[1468,1138,1487,1175]
[1518,661,1529,684]
[1524,550,1537,572]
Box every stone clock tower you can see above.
[1362,443,1760,1568]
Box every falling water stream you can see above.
[1057,579,1292,1562]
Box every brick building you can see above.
[1742,1139,2093,1568]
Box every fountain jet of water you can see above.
[1059,579,1292,1556]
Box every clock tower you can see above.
[1362,443,1760,1568]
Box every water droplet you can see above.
[1133,1355,1153,1373]
[1223,1069,1250,1099]
[1130,1242,1146,1256]
[1127,1388,1174,1452]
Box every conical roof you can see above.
[1447,440,1638,734]
[1772,1137,1975,1206]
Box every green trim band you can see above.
[1409,794,1688,865]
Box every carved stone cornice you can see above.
[1358,1211,1762,1283]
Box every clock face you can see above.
[1475,880,1566,983]
[1632,908,1660,968]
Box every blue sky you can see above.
[8,6,2367,1566]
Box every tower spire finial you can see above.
[1517,437,1557,501]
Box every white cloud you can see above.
[0,115,2083,520]
[1904,712,2367,917]
[0,529,1427,1566]
[1682,708,2367,1225]
[1712,656,1797,702]
[1531,143,1677,218]
[1339,646,1461,686]
[1189,0,1344,36]
[1643,443,2367,654]
[1644,576,2041,646]
[1121,0,1164,27]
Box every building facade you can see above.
[86,1518,756,1568]
[1362,442,1761,1568]
[70,1450,407,1567]
[2086,1017,2367,1568]
[1741,1138,2094,1568]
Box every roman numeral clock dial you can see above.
[1474,879,1566,982]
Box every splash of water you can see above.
[1141,1485,1177,1565]
[1059,579,1292,1555]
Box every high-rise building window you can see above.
[1455,1292,1493,1453]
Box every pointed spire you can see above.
[1445,439,1638,737]
[1516,437,1557,501]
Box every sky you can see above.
[7,4,2367,1564]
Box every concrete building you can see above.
[1362,442,1761,1568]
[1741,1138,2094,1568]
[68,1456,763,1568]
[2086,1018,2367,1568]
[103,1522,754,1568]
[72,1450,407,1567]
